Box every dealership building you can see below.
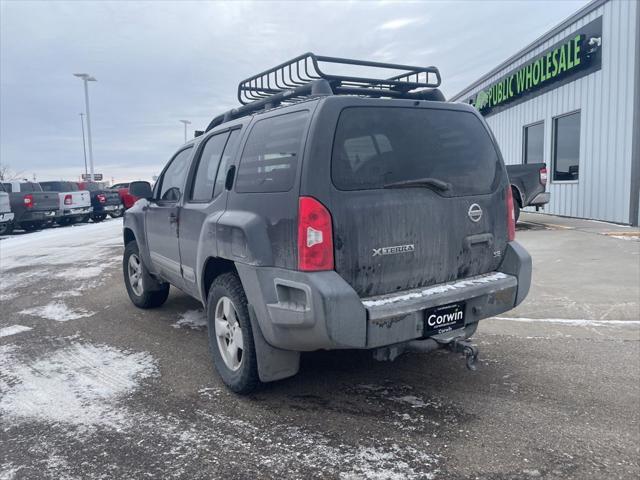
[451,0,639,226]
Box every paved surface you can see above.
[0,214,638,479]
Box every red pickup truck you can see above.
[111,183,140,210]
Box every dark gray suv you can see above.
[123,54,531,393]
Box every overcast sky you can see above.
[1,0,590,183]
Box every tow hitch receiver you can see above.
[447,338,479,371]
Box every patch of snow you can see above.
[0,342,157,429]
[494,317,640,327]
[0,463,22,480]
[19,302,95,322]
[607,234,639,241]
[362,272,509,307]
[54,265,110,281]
[0,325,32,338]
[390,395,429,408]
[172,310,207,330]
[0,218,122,273]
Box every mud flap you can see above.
[247,304,300,383]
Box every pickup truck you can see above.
[111,183,140,210]
[40,181,92,225]
[0,183,14,235]
[77,181,124,221]
[122,53,532,394]
[2,181,59,231]
[506,163,550,221]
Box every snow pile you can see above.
[172,310,207,330]
[19,302,95,322]
[0,342,157,429]
[0,325,32,338]
[0,219,123,300]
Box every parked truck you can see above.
[40,181,92,225]
[111,183,141,210]
[122,53,531,394]
[0,183,14,235]
[2,181,59,231]
[506,163,550,221]
[77,181,124,221]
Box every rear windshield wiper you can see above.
[383,177,451,192]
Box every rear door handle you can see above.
[465,233,493,249]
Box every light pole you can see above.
[79,113,88,179]
[74,73,97,181]
[179,119,191,143]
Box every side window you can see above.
[213,129,241,198]
[190,133,229,202]
[523,122,544,164]
[158,147,192,201]
[552,111,580,181]
[236,111,308,193]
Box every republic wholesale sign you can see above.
[467,17,602,116]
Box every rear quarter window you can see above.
[235,110,309,193]
[331,107,501,196]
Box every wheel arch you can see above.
[511,184,524,207]
[123,227,136,246]
[201,256,238,302]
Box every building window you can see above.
[552,111,581,181]
[523,122,544,164]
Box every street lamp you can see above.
[179,119,191,143]
[74,73,97,181]
[79,113,88,179]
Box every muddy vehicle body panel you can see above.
[40,181,92,222]
[3,181,59,229]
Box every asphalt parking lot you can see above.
[1,213,638,480]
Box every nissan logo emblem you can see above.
[468,203,483,222]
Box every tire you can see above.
[207,272,260,394]
[92,214,107,223]
[21,221,42,232]
[81,215,91,223]
[123,241,170,309]
[511,188,521,223]
[56,217,72,226]
[0,222,13,235]
[513,200,521,223]
[109,209,124,218]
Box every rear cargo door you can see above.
[329,106,508,297]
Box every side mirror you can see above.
[129,181,153,199]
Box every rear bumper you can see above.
[20,210,57,222]
[530,192,550,206]
[0,212,14,223]
[237,241,532,352]
[93,204,122,213]
[61,206,93,217]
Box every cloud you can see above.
[378,18,421,30]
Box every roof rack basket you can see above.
[205,52,442,131]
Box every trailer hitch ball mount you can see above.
[446,338,479,371]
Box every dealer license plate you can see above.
[423,302,466,336]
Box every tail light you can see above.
[97,194,106,204]
[506,187,516,242]
[23,194,34,209]
[297,196,334,271]
[64,194,73,205]
[539,167,548,185]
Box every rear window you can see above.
[20,183,42,192]
[236,111,308,193]
[41,181,78,192]
[331,107,501,196]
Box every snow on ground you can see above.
[0,219,123,301]
[0,342,157,430]
[495,316,640,327]
[0,325,32,338]
[19,302,95,322]
[172,309,207,330]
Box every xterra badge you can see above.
[372,244,415,256]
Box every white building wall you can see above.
[456,0,638,224]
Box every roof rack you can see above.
[205,52,442,132]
